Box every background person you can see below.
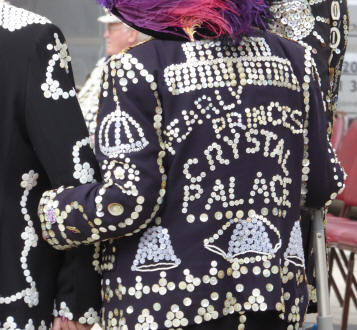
[0,2,101,329]
[78,10,149,137]
[267,0,349,311]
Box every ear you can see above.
[127,30,139,44]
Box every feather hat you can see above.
[96,0,268,41]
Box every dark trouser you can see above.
[185,312,297,330]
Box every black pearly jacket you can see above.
[0,3,101,329]
[39,29,345,329]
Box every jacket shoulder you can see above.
[128,31,308,64]
[0,3,51,33]
[262,29,308,58]
[0,4,67,59]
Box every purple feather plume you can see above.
[97,0,268,40]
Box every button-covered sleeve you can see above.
[25,24,101,323]
[301,67,345,208]
[38,51,167,249]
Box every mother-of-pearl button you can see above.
[107,203,124,216]
[331,1,340,20]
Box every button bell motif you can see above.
[99,102,149,158]
[131,226,181,272]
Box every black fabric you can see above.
[186,312,294,330]
[300,208,317,314]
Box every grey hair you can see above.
[121,22,150,43]
[137,32,150,43]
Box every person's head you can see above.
[98,11,149,55]
[103,22,140,55]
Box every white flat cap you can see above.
[97,9,121,24]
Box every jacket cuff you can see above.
[53,301,100,325]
